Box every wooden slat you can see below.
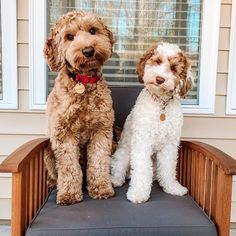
[198,153,205,209]
[209,163,217,219]
[176,152,180,182]
[186,148,192,191]
[24,164,29,230]
[11,172,24,236]
[29,158,35,222]
[190,150,195,197]
[211,164,218,221]
[34,154,39,215]
[42,157,46,201]
[179,147,183,184]
[194,151,200,203]
[182,147,188,187]
[204,158,212,216]
[38,150,43,206]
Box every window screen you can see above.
[47,0,202,105]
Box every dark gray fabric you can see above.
[110,87,141,127]
[26,182,217,236]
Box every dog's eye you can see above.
[156,58,162,65]
[66,34,74,41]
[89,28,96,35]
[170,64,177,72]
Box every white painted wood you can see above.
[0,156,7,164]
[231,229,236,236]
[182,117,236,139]
[0,0,18,109]
[227,0,236,115]
[0,113,47,134]
[183,0,221,114]
[0,134,45,156]
[1,113,236,138]
[0,199,11,219]
[0,156,11,178]
[29,0,47,109]
[0,178,12,198]
[231,202,236,222]
[233,181,236,201]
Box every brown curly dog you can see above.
[43,11,115,205]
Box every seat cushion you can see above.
[26,182,217,236]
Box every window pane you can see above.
[0,0,2,100]
[47,0,202,105]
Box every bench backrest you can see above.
[110,87,142,127]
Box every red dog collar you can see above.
[74,74,101,84]
[68,71,101,84]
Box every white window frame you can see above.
[29,0,220,114]
[0,0,17,109]
[226,0,236,115]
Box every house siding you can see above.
[0,0,235,222]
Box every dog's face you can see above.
[44,11,114,72]
[137,43,193,98]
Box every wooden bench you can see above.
[1,88,236,236]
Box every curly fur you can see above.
[111,43,193,203]
[44,11,115,205]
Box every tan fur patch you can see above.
[136,44,158,83]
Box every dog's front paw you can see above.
[88,182,115,200]
[127,187,150,203]
[57,191,83,205]
[163,182,188,196]
[111,173,126,187]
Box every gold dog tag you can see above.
[160,113,166,121]
[74,83,85,94]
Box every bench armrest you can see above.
[179,140,236,236]
[1,139,235,236]
[0,138,50,236]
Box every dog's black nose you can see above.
[82,46,95,58]
[156,76,165,85]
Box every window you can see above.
[227,0,236,115]
[0,0,17,109]
[30,0,220,113]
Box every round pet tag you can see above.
[74,83,85,94]
[160,113,166,121]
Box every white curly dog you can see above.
[111,43,193,203]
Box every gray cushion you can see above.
[26,182,217,236]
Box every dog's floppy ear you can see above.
[98,16,115,54]
[105,26,115,49]
[44,26,65,72]
[136,44,157,83]
[178,52,194,98]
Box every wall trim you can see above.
[0,0,18,109]
[29,0,47,110]
[226,0,236,115]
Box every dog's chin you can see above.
[69,59,103,72]
[145,83,173,97]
